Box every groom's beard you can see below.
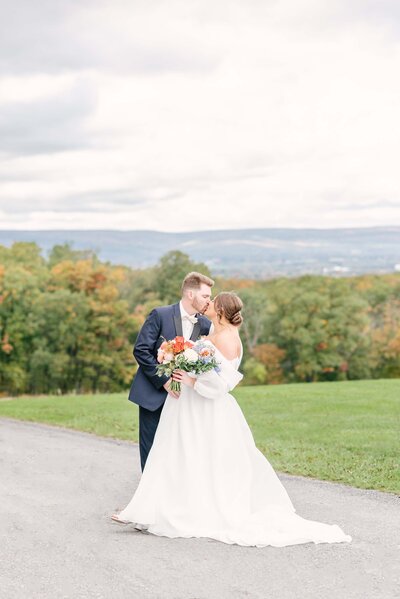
[192,299,208,315]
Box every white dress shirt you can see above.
[179,301,197,340]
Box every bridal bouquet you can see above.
[156,336,220,393]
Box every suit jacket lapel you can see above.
[190,321,201,341]
[173,303,183,337]
[172,305,210,341]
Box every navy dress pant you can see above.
[139,404,163,471]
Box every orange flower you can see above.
[173,336,186,353]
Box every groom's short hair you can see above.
[181,272,214,294]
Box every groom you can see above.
[128,271,214,470]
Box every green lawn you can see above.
[0,379,399,494]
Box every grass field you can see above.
[0,379,399,494]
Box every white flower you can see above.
[163,352,174,363]
[183,348,198,363]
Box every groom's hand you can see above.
[163,378,180,399]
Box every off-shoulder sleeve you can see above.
[193,361,243,400]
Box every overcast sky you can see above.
[0,0,400,231]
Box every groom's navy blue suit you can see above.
[128,302,211,470]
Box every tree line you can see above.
[0,242,399,395]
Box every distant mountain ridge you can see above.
[0,227,399,278]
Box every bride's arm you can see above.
[172,363,243,400]
[193,366,243,399]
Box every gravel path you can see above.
[1,418,399,599]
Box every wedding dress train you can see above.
[117,343,352,547]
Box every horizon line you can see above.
[0,225,399,234]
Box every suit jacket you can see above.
[128,302,212,411]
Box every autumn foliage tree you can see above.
[0,244,139,394]
[1,242,399,394]
[252,344,286,384]
[240,276,373,383]
[360,279,400,378]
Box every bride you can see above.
[112,292,352,548]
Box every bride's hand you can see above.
[172,370,196,388]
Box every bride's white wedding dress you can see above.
[117,342,352,547]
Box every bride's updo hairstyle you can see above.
[214,292,243,327]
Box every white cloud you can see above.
[0,0,399,230]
